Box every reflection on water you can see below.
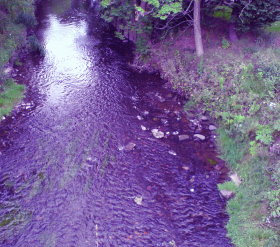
[0,0,232,246]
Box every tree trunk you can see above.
[193,0,204,57]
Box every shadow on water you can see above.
[0,0,232,246]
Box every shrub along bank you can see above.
[133,29,280,246]
[0,0,42,119]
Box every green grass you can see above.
[139,31,280,247]
[0,79,25,118]
[266,21,280,32]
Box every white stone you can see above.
[230,173,242,186]
[151,129,165,139]
[137,115,143,120]
[124,142,136,151]
[179,135,189,141]
[190,188,195,192]
[194,134,206,140]
[209,125,217,131]
[220,190,235,199]
[134,196,143,205]
[140,125,147,131]
[168,150,177,156]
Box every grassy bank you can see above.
[0,0,39,118]
[134,28,280,246]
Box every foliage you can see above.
[206,0,280,31]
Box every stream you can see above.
[0,1,232,246]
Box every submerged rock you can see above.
[168,150,177,156]
[134,195,143,205]
[209,125,217,131]
[179,134,189,141]
[140,125,147,131]
[151,129,164,138]
[194,134,206,140]
[124,142,136,151]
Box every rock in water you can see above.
[124,142,136,151]
[194,134,206,140]
[179,134,189,141]
[209,125,217,131]
[151,129,164,139]
[134,196,143,205]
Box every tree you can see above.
[100,0,204,57]
[194,0,203,56]
[206,0,280,42]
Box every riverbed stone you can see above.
[140,125,147,131]
[168,150,177,156]
[134,195,143,205]
[209,125,217,131]
[3,67,12,75]
[124,142,136,151]
[151,129,164,138]
[194,134,206,140]
[179,134,189,141]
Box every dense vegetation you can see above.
[99,0,280,246]
[0,0,41,118]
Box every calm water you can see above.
[0,1,232,246]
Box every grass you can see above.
[0,79,25,118]
[266,21,280,32]
[135,29,280,246]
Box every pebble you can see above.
[134,196,143,205]
[194,134,206,140]
[151,129,165,138]
[168,150,177,156]
[201,116,208,121]
[143,110,149,115]
[172,131,179,135]
[179,134,189,141]
[140,125,147,131]
[209,125,217,131]
[190,188,195,192]
[124,142,136,151]
[137,115,143,120]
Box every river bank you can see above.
[0,0,45,119]
[132,27,280,246]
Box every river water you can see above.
[0,1,232,246]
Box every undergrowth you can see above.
[138,31,280,246]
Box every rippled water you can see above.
[0,1,232,246]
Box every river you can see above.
[0,0,232,246]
